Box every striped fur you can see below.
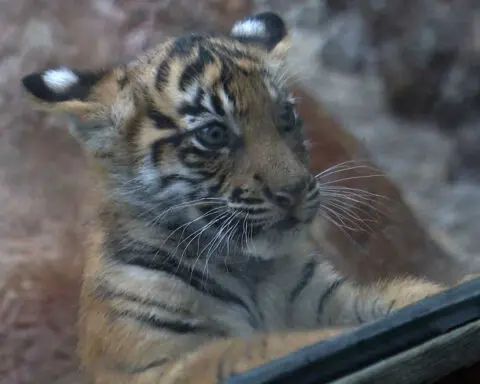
[22,12,472,384]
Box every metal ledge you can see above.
[222,278,480,384]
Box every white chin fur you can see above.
[246,225,310,260]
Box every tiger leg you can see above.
[380,273,480,311]
[160,272,477,384]
[314,273,479,325]
[91,329,345,384]
[371,277,446,311]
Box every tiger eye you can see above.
[195,123,230,150]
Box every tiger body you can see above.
[22,12,465,384]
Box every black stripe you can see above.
[182,160,205,169]
[289,260,316,303]
[147,108,177,129]
[178,146,216,160]
[114,359,168,374]
[317,278,347,321]
[118,309,223,335]
[354,297,363,323]
[208,174,227,194]
[370,297,384,319]
[113,247,253,320]
[387,299,397,314]
[156,60,170,90]
[171,34,205,57]
[150,134,188,165]
[95,282,193,317]
[118,70,128,90]
[307,188,320,201]
[151,140,163,166]
[211,93,225,116]
[210,44,257,63]
[150,133,185,160]
[168,133,185,147]
[178,103,208,116]
[195,169,217,179]
[220,65,233,88]
[308,177,317,190]
[240,197,265,205]
[177,148,207,168]
[179,46,215,91]
[192,88,205,113]
[231,187,243,201]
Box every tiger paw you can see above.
[457,273,480,285]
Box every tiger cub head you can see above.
[22,12,320,258]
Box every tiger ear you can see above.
[22,67,124,157]
[21,67,107,118]
[230,12,291,59]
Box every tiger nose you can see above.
[269,180,309,209]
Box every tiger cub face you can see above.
[22,13,320,258]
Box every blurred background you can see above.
[1,0,479,383]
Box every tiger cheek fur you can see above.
[22,11,471,384]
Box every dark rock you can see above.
[359,0,480,128]
[434,57,480,132]
[325,0,356,13]
[320,11,372,74]
[288,0,329,28]
[447,123,480,184]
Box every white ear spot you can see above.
[231,19,266,38]
[42,67,79,93]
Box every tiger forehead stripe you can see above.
[163,58,191,102]
[178,45,215,91]
[217,87,234,115]
[183,82,201,105]
[201,92,224,116]
[202,60,222,87]
[155,60,170,91]
[137,124,175,152]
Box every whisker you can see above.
[161,206,227,246]
[327,200,385,225]
[147,198,225,226]
[321,192,385,210]
[324,201,377,233]
[320,186,390,201]
[173,210,230,262]
[187,212,233,281]
[318,174,385,186]
[315,163,380,180]
[320,205,361,233]
[201,212,241,278]
[321,189,392,218]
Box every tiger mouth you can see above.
[272,216,301,230]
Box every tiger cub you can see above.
[22,12,470,384]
